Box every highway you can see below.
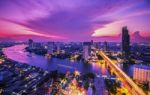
[99,51,146,95]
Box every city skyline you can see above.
[0,1,149,94]
[0,0,150,42]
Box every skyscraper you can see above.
[122,26,130,59]
[83,42,91,61]
[56,42,60,54]
[104,41,108,51]
[47,42,54,54]
[28,39,34,49]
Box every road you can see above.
[99,51,146,95]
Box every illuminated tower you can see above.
[122,26,130,59]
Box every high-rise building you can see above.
[83,42,91,61]
[121,26,130,59]
[90,40,95,49]
[28,39,34,49]
[47,42,54,54]
[133,65,150,90]
[56,43,60,54]
[104,41,108,51]
[91,40,94,45]
[94,42,101,49]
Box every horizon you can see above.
[0,1,150,94]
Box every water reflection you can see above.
[4,45,109,75]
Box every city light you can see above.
[0,0,149,95]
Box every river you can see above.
[3,44,108,75]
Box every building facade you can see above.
[121,26,130,59]
[28,39,34,49]
[83,42,92,61]
[133,65,150,90]
[47,42,54,54]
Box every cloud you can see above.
[18,0,138,40]
[0,0,149,41]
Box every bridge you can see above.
[99,51,146,95]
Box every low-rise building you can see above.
[133,65,150,90]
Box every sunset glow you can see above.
[0,0,149,41]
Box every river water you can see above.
[3,45,108,75]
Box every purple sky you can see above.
[0,0,150,41]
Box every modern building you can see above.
[28,39,34,49]
[133,65,150,90]
[47,42,54,54]
[56,43,60,54]
[91,40,94,45]
[104,41,108,51]
[90,40,95,50]
[121,26,130,59]
[83,42,92,61]
[94,42,101,49]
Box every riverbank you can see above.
[25,47,47,55]
[3,45,95,73]
[26,45,83,61]
[1,44,110,95]
[0,57,98,95]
